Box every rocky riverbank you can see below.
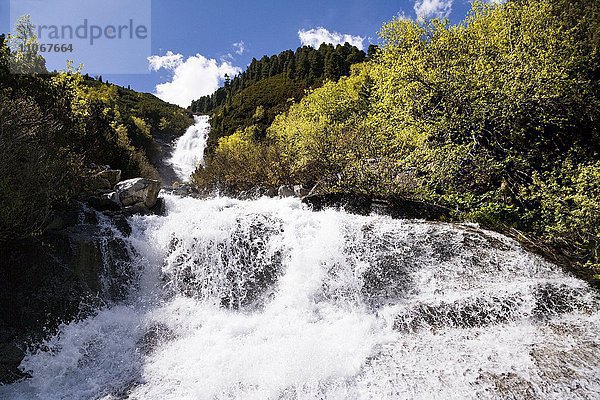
[0,167,165,384]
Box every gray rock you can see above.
[278,185,295,198]
[84,169,122,192]
[0,342,28,383]
[115,178,161,208]
[293,185,310,198]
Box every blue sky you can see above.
[1,0,483,106]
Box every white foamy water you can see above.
[168,115,210,181]
[1,195,599,399]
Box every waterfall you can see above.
[1,195,599,399]
[168,115,210,182]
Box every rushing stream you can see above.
[1,118,599,400]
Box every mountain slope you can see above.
[190,43,371,147]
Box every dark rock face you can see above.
[87,191,122,211]
[391,283,595,333]
[0,236,93,383]
[302,193,452,221]
[393,295,527,332]
[0,204,135,384]
[532,283,591,317]
[361,252,415,308]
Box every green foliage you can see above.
[530,159,600,268]
[268,65,376,187]
[191,44,366,114]
[0,32,192,240]
[0,86,80,241]
[197,0,600,272]
[6,15,46,74]
[193,126,283,191]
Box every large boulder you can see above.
[115,178,161,208]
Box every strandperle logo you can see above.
[9,0,151,74]
[37,19,149,45]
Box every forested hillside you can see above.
[0,29,192,241]
[190,44,370,147]
[193,0,600,273]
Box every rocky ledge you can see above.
[301,192,453,221]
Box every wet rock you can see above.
[111,214,133,237]
[137,323,175,355]
[165,214,284,309]
[361,253,414,307]
[165,183,197,197]
[62,225,104,293]
[115,178,161,208]
[476,371,537,399]
[122,203,154,216]
[88,191,122,211]
[532,283,590,317]
[278,185,295,198]
[0,341,29,383]
[150,197,166,216]
[0,236,92,383]
[101,238,135,300]
[303,192,452,221]
[0,204,135,383]
[393,295,526,332]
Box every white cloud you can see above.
[233,41,246,55]
[148,51,240,108]
[148,52,183,71]
[414,0,453,20]
[298,27,365,50]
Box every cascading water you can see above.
[1,123,599,400]
[1,196,599,400]
[168,115,210,181]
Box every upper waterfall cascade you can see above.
[168,115,210,182]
